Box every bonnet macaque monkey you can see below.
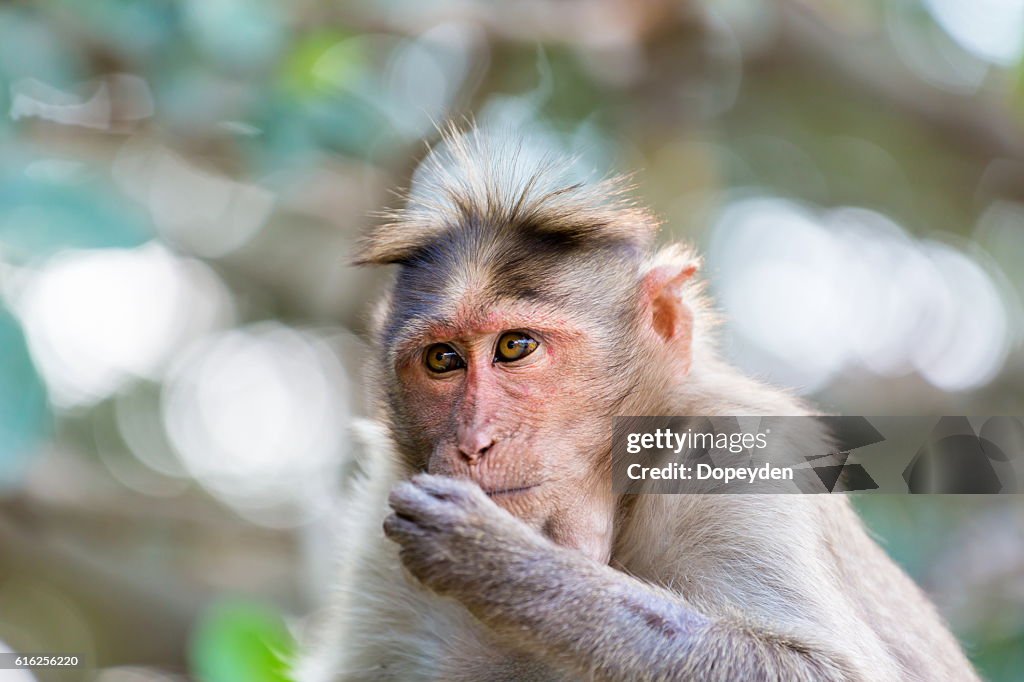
[297,130,977,681]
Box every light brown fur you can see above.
[296,129,977,682]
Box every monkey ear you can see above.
[642,256,698,363]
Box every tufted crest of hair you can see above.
[352,126,661,266]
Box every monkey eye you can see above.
[495,331,539,363]
[425,343,465,373]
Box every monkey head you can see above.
[356,133,699,561]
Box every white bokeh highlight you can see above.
[924,0,1024,66]
[161,323,349,527]
[12,243,233,407]
[709,196,1010,393]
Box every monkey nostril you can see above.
[458,435,495,463]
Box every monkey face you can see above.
[388,297,628,527]
[378,245,699,540]
[373,209,698,548]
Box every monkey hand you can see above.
[384,474,556,610]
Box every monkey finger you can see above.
[387,480,437,517]
[388,480,463,525]
[382,512,421,542]
[410,473,484,503]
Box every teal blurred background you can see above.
[1,1,1023,680]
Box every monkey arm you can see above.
[384,475,863,682]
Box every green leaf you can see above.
[282,31,366,98]
[189,600,296,682]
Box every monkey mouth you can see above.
[483,484,540,497]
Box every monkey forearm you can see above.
[467,547,856,682]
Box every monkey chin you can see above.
[476,482,607,563]
[543,510,614,564]
[538,489,617,565]
[475,476,617,565]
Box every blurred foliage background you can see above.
[0,0,1023,680]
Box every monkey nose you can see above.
[457,431,495,463]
